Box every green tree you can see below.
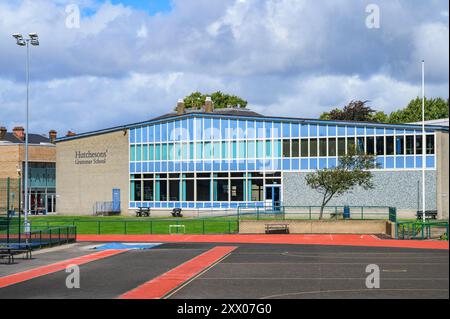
[181,91,248,110]
[388,97,449,124]
[305,151,376,220]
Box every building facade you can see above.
[0,127,57,214]
[55,105,449,219]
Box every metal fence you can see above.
[0,177,21,216]
[237,205,395,221]
[396,221,448,240]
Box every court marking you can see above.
[118,246,237,299]
[0,249,126,289]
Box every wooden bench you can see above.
[416,210,438,220]
[265,223,289,234]
[0,243,33,264]
[136,207,150,217]
[330,211,344,220]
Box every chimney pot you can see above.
[176,99,185,115]
[13,126,25,140]
[204,96,213,113]
[49,130,57,143]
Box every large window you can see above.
[366,137,375,155]
[292,139,299,157]
[197,179,210,201]
[283,139,291,157]
[328,138,336,157]
[230,179,244,201]
[338,138,346,156]
[300,139,308,157]
[386,136,394,155]
[396,136,404,155]
[310,139,317,157]
[406,136,414,154]
[319,139,327,157]
[376,136,384,155]
[415,136,423,154]
[426,135,435,154]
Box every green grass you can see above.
[22,215,239,235]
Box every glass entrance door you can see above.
[265,186,281,211]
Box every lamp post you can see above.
[421,60,426,223]
[12,33,39,234]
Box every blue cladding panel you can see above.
[328,158,337,168]
[319,158,327,169]
[301,159,308,170]
[396,156,405,169]
[426,156,435,168]
[319,125,327,137]
[347,126,355,136]
[300,124,308,137]
[283,159,290,170]
[291,159,299,170]
[386,157,394,169]
[416,156,423,168]
[338,126,346,136]
[292,124,300,137]
[405,156,414,168]
[328,126,336,136]
[357,127,365,135]
[310,158,317,169]
[256,121,264,138]
[282,122,290,137]
[130,129,135,143]
[309,125,317,137]
[273,122,281,138]
[247,121,255,139]
[366,127,374,135]
[376,157,384,168]
[376,128,384,135]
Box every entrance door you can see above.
[265,186,281,211]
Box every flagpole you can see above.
[421,60,426,223]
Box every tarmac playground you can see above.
[0,234,448,299]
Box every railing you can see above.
[396,221,448,240]
[237,205,394,220]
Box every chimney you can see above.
[66,131,76,137]
[49,130,57,143]
[0,127,6,140]
[13,126,25,140]
[204,96,213,113]
[176,99,185,115]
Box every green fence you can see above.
[26,218,238,235]
[396,221,448,240]
[0,177,21,216]
[237,205,395,221]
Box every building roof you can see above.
[0,132,54,146]
[410,118,449,127]
[56,108,449,143]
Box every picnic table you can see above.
[135,207,150,217]
[0,243,33,264]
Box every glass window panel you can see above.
[204,142,212,159]
[300,139,309,157]
[182,143,188,160]
[256,141,264,158]
[310,139,318,157]
[328,138,336,157]
[159,179,167,201]
[136,145,142,161]
[215,179,229,201]
[406,136,414,155]
[338,138,346,156]
[274,140,282,157]
[357,137,365,154]
[265,140,272,157]
[168,143,174,160]
[196,142,203,159]
[251,179,264,201]
[185,179,194,201]
[292,139,299,157]
[366,137,375,155]
[426,135,435,154]
[189,142,194,160]
[130,145,136,161]
[376,136,384,155]
[149,145,154,160]
[213,142,220,159]
[196,179,210,201]
[347,137,355,154]
[143,180,153,201]
[416,136,423,155]
[319,138,327,157]
[247,141,255,158]
[155,144,161,160]
[239,141,246,158]
[230,179,244,201]
[396,136,404,155]
[282,139,291,157]
[169,180,180,201]
[134,180,142,201]
[143,145,148,161]
[232,141,238,159]
[222,141,229,159]
[175,143,181,160]
[386,136,394,155]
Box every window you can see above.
[386,136,394,155]
[319,138,327,157]
[230,179,244,201]
[292,139,299,157]
[247,141,256,158]
[196,179,210,201]
[136,145,142,161]
[256,141,264,158]
[185,179,194,201]
[416,136,423,154]
[133,180,141,201]
[265,140,272,157]
[214,178,229,201]
[168,143,174,160]
[169,180,180,201]
[204,142,212,159]
[338,138,346,156]
[251,178,264,201]
[328,138,336,156]
[222,141,229,159]
[283,139,291,157]
[395,136,404,155]
[143,180,153,201]
[300,139,308,157]
[426,135,435,154]
[406,136,414,154]
[347,137,355,153]
[213,142,220,159]
[155,144,161,160]
[130,145,136,161]
[239,141,247,158]
[310,139,318,157]
[161,144,167,160]
[274,140,282,157]
[366,137,375,155]
[196,142,203,159]
[357,137,365,154]
[376,136,384,155]
[232,141,238,159]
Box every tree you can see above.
[387,97,449,124]
[181,91,248,110]
[305,151,377,220]
[319,100,382,122]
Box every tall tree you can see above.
[388,97,449,124]
[319,100,382,122]
[181,91,248,110]
[305,150,376,220]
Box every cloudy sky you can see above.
[0,0,448,136]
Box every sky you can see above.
[0,0,448,136]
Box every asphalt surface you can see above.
[0,243,448,299]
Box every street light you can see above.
[12,33,39,235]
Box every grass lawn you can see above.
[25,215,239,235]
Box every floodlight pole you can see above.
[421,60,426,223]
[24,39,30,233]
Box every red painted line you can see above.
[78,234,449,250]
[119,246,237,299]
[0,249,126,289]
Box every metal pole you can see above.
[24,39,30,234]
[421,60,426,223]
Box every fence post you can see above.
[149,221,152,234]
[49,228,52,247]
[228,221,231,234]
[124,221,127,235]
[361,207,364,220]
[39,230,42,248]
[202,219,205,234]
[98,221,101,235]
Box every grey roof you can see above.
[0,132,53,145]
[410,118,449,127]
[152,107,263,121]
